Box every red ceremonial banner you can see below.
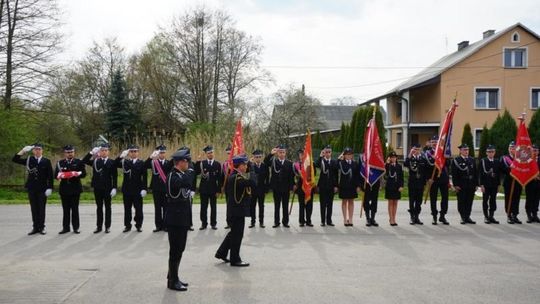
[434,101,458,174]
[300,131,315,202]
[510,116,539,186]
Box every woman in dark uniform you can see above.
[384,152,404,226]
[337,147,359,226]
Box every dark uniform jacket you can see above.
[404,155,427,189]
[165,168,195,227]
[55,158,87,196]
[264,154,295,193]
[423,148,450,184]
[12,154,54,192]
[479,157,502,188]
[195,159,222,195]
[82,153,118,191]
[337,159,360,189]
[116,158,148,195]
[226,171,256,218]
[145,158,172,193]
[384,162,404,190]
[315,157,337,191]
[249,161,269,196]
[451,155,478,189]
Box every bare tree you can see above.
[0,0,63,109]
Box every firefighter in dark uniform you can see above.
[195,145,222,230]
[479,145,501,224]
[404,143,426,225]
[215,154,255,267]
[116,144,148,232]
[145,144,172,232]
[525,144,540,223]
[12,143,54,235]
[359,152,381,227]
[264,144,295,228]
[337,147,359,226]
[451,144,478,224]
[314,145,337,226]
[424,136,450,225]
[501,141,522,224]
[249,149,268,228]
[165,148,194,292]
[55,145,87,234]
[293,148,316,227]
[82,143,118,233]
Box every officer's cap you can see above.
[172,148,191,161]
[232,154,248,165]
[63,145,75,152]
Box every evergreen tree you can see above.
[477,124,490,159]
[461,123,475,158]
[105,70,137,144]
[528,108,540,147]
[490,109,517,158]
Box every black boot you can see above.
[371,213,379,227]
[507,216,515,224]
[409,210,415,225]
[439,214,449,225]
[432,215,438,225]
[512,215,522,224]
[526,213,534,224]
[533,213,540,223]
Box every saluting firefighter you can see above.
[424,136,450,225]
[451,144,478,224]
[165,148,194,292]
[82,143,117,233]
[314,145,337,226]
[12,143,54,235]
[293,148,316,227]
[384,151,403,226]
[195,145,222,230]
[248,149,269,228]
[525,144,540,223]
[215,154,256,267]
[404,143,427,225]
[337,147,360,227]
[479,144,501,224]
[501,141,522,224]
[264,144,295,228]
[359,152,382,227]
[145,145,172,232]
[55,145,86,234]
[116,144,148,232]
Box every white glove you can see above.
[189,191,196,199]
[110,188,117,197]
[140,189,147,197]
[23,145,34,152]
[120,150,129,158]
[44,189,52,197]
[90,147,100,155]
[150,150,159,159]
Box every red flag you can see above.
[300,130,315,202]
[361,109,385,185]
[226,120,245,173]
[434,101,458,174]
[510,115,539,186]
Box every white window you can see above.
[532,88,540,110]
[504,48,527,68]
[511,32,520,43]
[474,129,482,149]
[396,131,402,148]
[475,88,500,110]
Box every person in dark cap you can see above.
[337,147,360,227]
[404,143,427,225]
[384,151,403,226]
[82,143,118,233]
[501,141,522,224]
[55,145,87,234]
[452,144,478,224]
[424,135,451,225]
[293,149,316,227]
[145,144,173,232]
[195,145,222,230]
[264,144,295,228]
[248,149,269,228]
[479,144,502,224]
[12,143,54,235]
[165,148,194,291]
[215,154,255,267]
[315,145,337,226]
[359,151,382,227]
[525,144,540,223]
[116,144,148,232]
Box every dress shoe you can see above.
[327,223,335,226]
[230,261,250,267]
[409,218,416,225]
[224,225,230,229]
[167,280,187,291]
[153,228,162,232]
[283,224,290,228]
[299,223,305,227]
[365,221,372,227]
[39,228,47,235]
[415,218,424,225]
[533,215,540,223]
[460,219,467,225]
[466,218,476,224]
[249,223,255,228]
[259,224,265,228]
[390,223,398,227]
[94,228,102,234]
[123,227,132,233]
[507,217,515,224]
[105,228,110,233]
[136,227,143,232]
[73,229,80,234]
[512,216,522,224]
[490,217,499,224]
[439,216,449,225]
[211,226,217,230]
[526,216,533,224]
[432,216,438,225]
[28,229,39,235]
[188,227,194,231]
[199,226,207,230]
[59,229,70,234]
[320,223,326,227]
[214,253,230,263]
[484,217,491,224]
[272,224,280,228]
[179,280,189,287]
[306,223,313,227]
[371,220,379,227]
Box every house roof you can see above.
[365,23,540,103]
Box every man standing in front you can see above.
[249,149,268,228]
[12,143,54,235]
[314,145,337,227]
[424,136,450,225]
[195,145,222,230]
[264,144,295,228]
[404,144,426,225]
[479,145,501,224]
[451,144,478,224]
[145,144,172,232]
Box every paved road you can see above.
[0,201,539,304]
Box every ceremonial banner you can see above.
[510,116,539,186]
[360,109,385,186]
[300,130,315,202]
[434,101,458,174]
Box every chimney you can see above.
[483,29,495,39]
[457,41,469,51]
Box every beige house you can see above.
[366,23,540,157]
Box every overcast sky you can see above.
[57,0,540,104]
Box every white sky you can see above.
[57,0,540,104]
